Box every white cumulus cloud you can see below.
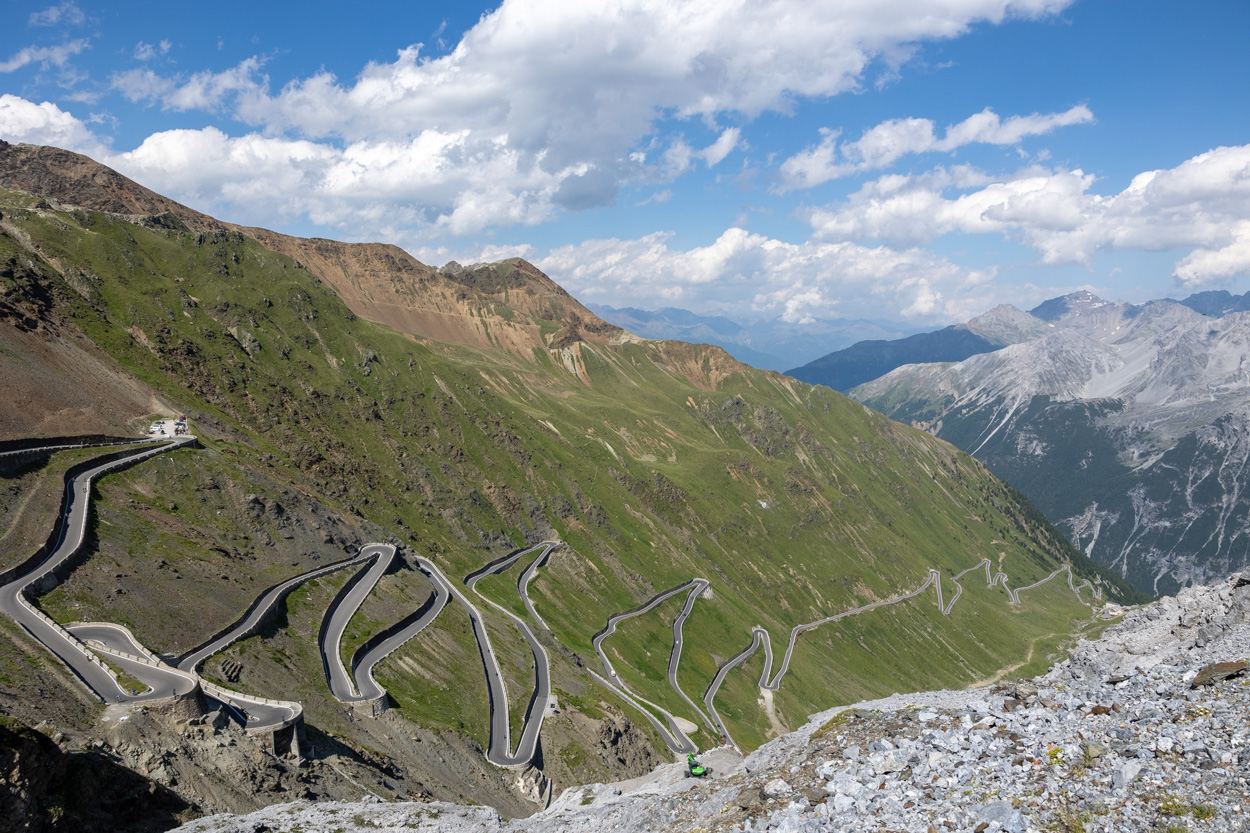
[0,94,105,156]
[777,105,1093,191]
[805,144,1250,286]
[91,0,1075,237]
[1175,221,1250,287]
[535,227,991,323]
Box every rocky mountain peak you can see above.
[961,303,1052,346]
[853,290,1250,595]
[0,143,623,364]
[1028,289,1111,322]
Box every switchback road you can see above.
[0,435,306,731]
[702,558,1101,749]
[461,542,558,768]
[591,580,708,755]
[0,438,194,704]
[178,548,379,675]
[315,544,395,701]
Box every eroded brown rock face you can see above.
[242,229,624,360]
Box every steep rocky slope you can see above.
[0,144,1135,822]
[0,141,222,233]
[853,291,1250,596]
[171,571,1250,833]
[0,711,190,833]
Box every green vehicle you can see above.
[687,752,707,777]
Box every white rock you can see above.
[1112,760,1142,792]
[763,777,792,798]
[832,793,857,814]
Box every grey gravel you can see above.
[173,570,1250,833]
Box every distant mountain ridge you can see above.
[851,290,1250,596]
[588,303,918,372]
[1169,288,1250,317]
[786,304,1051,392]
[784,288,1250,393]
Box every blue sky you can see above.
[2,0,1249,327]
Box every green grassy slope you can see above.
[0,192,1137,763]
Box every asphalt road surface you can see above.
[0,435,305,729]
[313,544,395,700]
[349,568,450,703]
[0,438,193,705]
[665,579,716,734]
[590,580,706,755]
[177,548,378,674]
[461,542,558,767]
[2,432,1103,759]
[67,622,197,701]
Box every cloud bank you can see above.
[1,0,1246,324]
[76,0,1076,236]
[535,228,994,323]
[805,144,1250,286]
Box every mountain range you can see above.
[851,290,1250,597]
[0,141,1135,828]
[587,304,919,372]
[786,289,1250,393]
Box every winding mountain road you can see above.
[2,432,1108,767]
[67,622,197,700]
[316,544,395,701]
[0,435,311,730]
[346,563,450,706]
[0,437,195,704]
[178,547,380,675]
[701,558,1102,748]
[0,435,167,466]
[590,580,708,755]
[460,542,558,768]
[517,545,553,630]
[666,579,716,735]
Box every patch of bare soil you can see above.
[0,319,164,442]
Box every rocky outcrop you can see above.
[595,714,661,774]
[0,715,64,833]
[0,143,222,232]
[0,713,189,833]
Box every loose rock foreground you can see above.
[175,572,1250,833]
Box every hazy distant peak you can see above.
[1173,289,1250,318]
